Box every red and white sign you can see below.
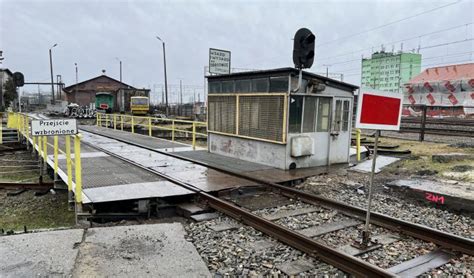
[355,90,403,131]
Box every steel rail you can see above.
[80,138,396,277]
[80,128,474,256]
[399,126,473,137]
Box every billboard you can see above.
[209,48,231,75]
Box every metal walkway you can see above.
[80,125,332,184]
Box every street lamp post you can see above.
[74,63,78,96]
[49,43,58,104]
[156,36,169,116]
[115,57,122,82]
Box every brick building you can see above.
[62,73,149,113]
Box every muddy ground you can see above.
[0,147,74,232]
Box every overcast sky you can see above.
[1,0,473,103]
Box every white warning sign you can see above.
[31,119,78,136]
[209,48,231,74]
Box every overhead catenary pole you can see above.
[156,36,169,116]
[49,43,58,104]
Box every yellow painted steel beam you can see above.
[208,130,286,145]
[171,120,175,141]
[148,118,152,136]
[235,95,240,135]
[65,135,73,192]
[42,136,47,162]
[74,134,82,203]
[53,136,59,175]
[356,128,361,162]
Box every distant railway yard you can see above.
[1,112,473,277]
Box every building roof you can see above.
[63,74,136,92]
[408,62,474,83]
[206,67,358,91]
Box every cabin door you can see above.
[329,97,352,164]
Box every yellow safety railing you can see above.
[8,112,84,207]
[96,113,207,149]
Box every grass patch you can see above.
[378,137,474,182]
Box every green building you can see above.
[361,51,421,93]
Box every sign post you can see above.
[355,90,403,247]
[209,48,231,75]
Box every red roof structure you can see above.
[408,62,474,83]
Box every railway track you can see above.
[80,128,473,277]
[399,126,474,137]
[400,117,474,137]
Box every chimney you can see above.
[435,68,439,75]
[426,69,429,75]
[453,65,457,73]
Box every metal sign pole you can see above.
[362,129,379,246]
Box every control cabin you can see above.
[206,67,358,170]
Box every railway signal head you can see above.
[293,28,315,69]
[13,72,24,87]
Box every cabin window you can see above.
[316,98,331,132]
[289,96,303,133]
[252,78,269,92]
[209,82,221,93]
[222,81,234,93]
[342,100,350,131]
[235,79,251,93]
[269,76,288,92]
[302,96,317,133]
[333,100,342,131]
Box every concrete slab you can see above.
[73,223,210,277]
[261,207,318,221]
[350,155,400,173]
[298,219,361,238]
[208,222,241,232]
[243,240,276,252]
[0,229,84,277]
[387,249,454,277]
[191,212,220,222]
[177,203,209,217]
[276,259,314,276]
[432,153,474,163]
[386,179,474,212]
[83,181,193,203]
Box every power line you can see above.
[316,0,463,47]
[335,50,474,74]
[344,58,474,78]
[317,38,473,72]
[315,22,473,63]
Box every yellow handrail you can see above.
[8,112,83,206]
[96,112,208,149]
